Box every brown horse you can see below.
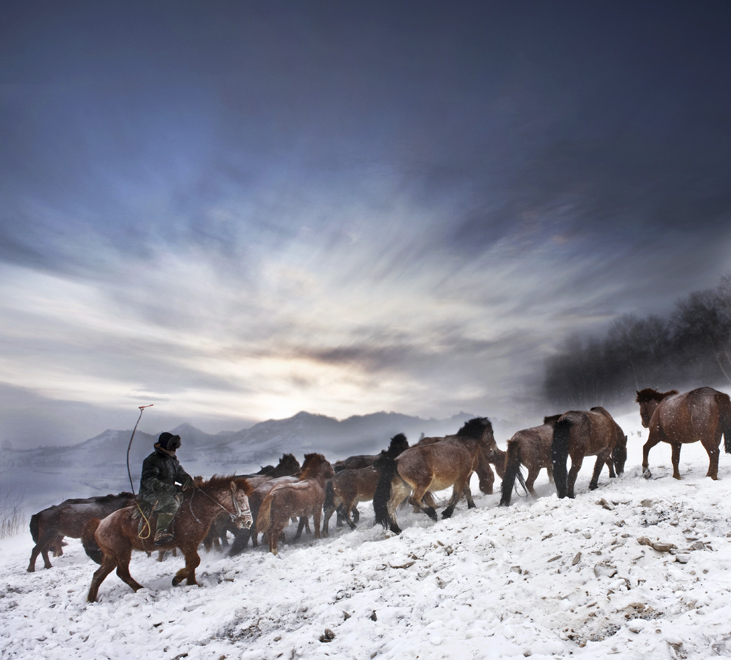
[499,415,561,506]
[551,407,627,499]
[373,418,495,534]
[243,453,301,478]
[333,434,409,472]
[84,476,252,602]
[636,387,731,480]
[27,492,134,572]
[256,453,334,555]
[322,464,380,535]
[207,454,302,551]
[227,475,300,554]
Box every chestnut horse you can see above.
[256,453,334,555]
[499,415,561,506]
[84,476,252,602]
[333,434,409,472]
[27,492,134,572]
[551,407,627,499]
[373,418,496,534]
[636,387,731,480]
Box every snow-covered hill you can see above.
[2,411,731,659]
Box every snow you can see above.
[3,411,731,659]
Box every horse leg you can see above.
[322,504,335,537]
[703,436,720,480]
[294,516,307,540]
[340,499,357,529]
[313,509,322,540]
[547,464,554,484]
[642,430,662,478]
[589,452,608,490]
[567,455,583,499]
[27,545,42,572]
[525,467,540,497]
[412,484,438,520]
[173,548,201,586]
[351,506,360,524]
[442,480,469,519]
[387,480,412,534]
[463,484,476,509]
[87,555,117,603]
[671,443,683,480]
[115,550,143,593]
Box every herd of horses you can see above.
[25,386,731,602]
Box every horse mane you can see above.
[636,388,679,403]
[456,417,492,439]
[299,453,328,479]
[543,414,562,425]
[387,433,409,456]
[202,474,253,496]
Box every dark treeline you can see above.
[543,274,731,409]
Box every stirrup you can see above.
[154,531,174,546]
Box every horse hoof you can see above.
[172,577,181,586]
[643,469,652,479]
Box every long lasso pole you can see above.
[126,404,154,539]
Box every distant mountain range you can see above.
[0,410,517,509]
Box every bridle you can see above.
[188,482,253,528]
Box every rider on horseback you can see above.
[139,432,194,545]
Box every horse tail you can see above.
[81,518,103,565]
[29,513,39,543]
[551,417,571,499]
[373,455,398,528]
[256,491,275,536]
[719,392,731,454]
[499,441,522,506]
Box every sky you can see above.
[1,1,731,447]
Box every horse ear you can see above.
[230,481,237,492]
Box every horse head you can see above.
[612,434,628,475]
[229,481,253,529]
[635,389,678,427]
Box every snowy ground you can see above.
[3,412,731,659]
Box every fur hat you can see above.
[157,432,181,450]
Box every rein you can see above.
[188,483,252,524]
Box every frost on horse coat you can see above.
[636,387,731,480]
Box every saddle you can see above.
[132,501,176,538]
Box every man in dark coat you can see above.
[139,432,194,545]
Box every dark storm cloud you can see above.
[2,2,731,444]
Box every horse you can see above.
[205,454,302,550]
[373,418,495,534]
[499,415,562,506]
[636,387,731,480]
[256,453,334,555]
[242,453,301,478]
[333,434,409,472]
[551,407,627,499]
[84,476,252,602]
[227,474,301,554]
[322,464,380,536]
[27,492,134,572]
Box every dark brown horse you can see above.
[84,476,252,602]
[27,492,134,572]
[256,453,334,555]
[551,407,627,499]
[333,434,409,472]
[242,453,301,478]
[322,464,380,536]
[499,415,561,506]
[636,387,731,480]
[373,418,495,534]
